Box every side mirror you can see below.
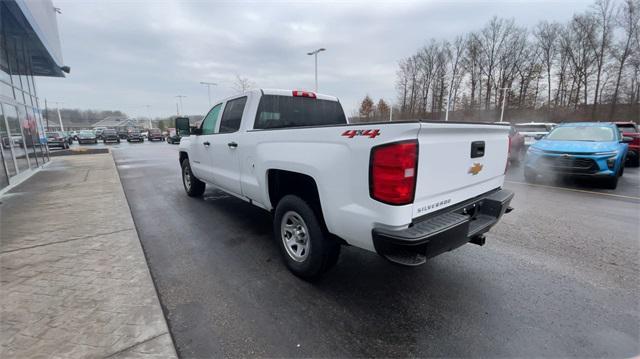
[621,136,633,143]
[534,134,545,140]
[175,117,191,136]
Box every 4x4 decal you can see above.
[341,129,381,138]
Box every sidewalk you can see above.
[0,154,177,358]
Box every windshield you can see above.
[617,124,638,133]
[150,129,161,134]
[80,130,93,135]
[515,125,549,132]
[103,130,116,135]
[46,132,60,138]
[546,126,615,142]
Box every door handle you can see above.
[203,141,210,147]
[227,142,238,148]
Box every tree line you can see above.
[362,0,639,123]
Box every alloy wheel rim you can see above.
[183,165,191,190]
[281,211,310,262]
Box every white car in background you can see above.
[514,122,556,146]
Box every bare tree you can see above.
[610,0,640,116]
[535,21,561,106]
[589,0,614,116]
[233,74,254,93]
[464,33,483,110]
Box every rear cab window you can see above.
[254,95,347,130]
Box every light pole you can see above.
[307,48,326,92]
[499,88,509,123]
[145,105,152,129]
[52,101,64,131]
[200,82,217,107]
[175,95,186,115]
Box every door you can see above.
[206,96,246,196]
[189,103,222,182]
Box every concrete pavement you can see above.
[113,142,639,358]
[0,154,177,358]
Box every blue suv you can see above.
[524,122,631,189]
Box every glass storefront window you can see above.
[27,106,45,164]
[20,105,40,166]
[0,145,9,188]
[0,104,17,179]
[0,81,13,100]
[3,103,29,172]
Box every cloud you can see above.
[38,0,591,118]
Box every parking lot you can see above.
[106,141,639,357]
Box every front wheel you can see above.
[603,175,619,190]
[181,159,205,197]
[273,195,340,280]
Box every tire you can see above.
[117,139,121,143]
[603,175,618,190]
[524,168,537,183]
[181,158,205,197]
[94,139,98,144]
[273,195,341,280]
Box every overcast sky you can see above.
[38,0,593,118]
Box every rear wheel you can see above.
[181,159,205,197]
[273,195,340,280]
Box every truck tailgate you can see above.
[412,123,510,219]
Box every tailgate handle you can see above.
[471,141,485,158]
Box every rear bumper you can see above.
[372,189,514,265]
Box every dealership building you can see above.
[0,0,66,191]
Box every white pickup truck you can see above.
[177,89,514,279]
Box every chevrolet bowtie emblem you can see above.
[468,163,483,175]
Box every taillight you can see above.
[292,90,316,98]
[370,140,418,205]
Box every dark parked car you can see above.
[95,128,105,139]
[77,130,98,144]
[127,129,144,142]
[102,129,121,144]
[147,128,164,141]
[117,128,129,139]
[166,134,180,144]
[46,131,69,149]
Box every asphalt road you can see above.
[111,141,640,358]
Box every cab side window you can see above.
[201,103,222,135]
[219,97,247,134]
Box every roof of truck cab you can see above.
[260,89,339,102]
